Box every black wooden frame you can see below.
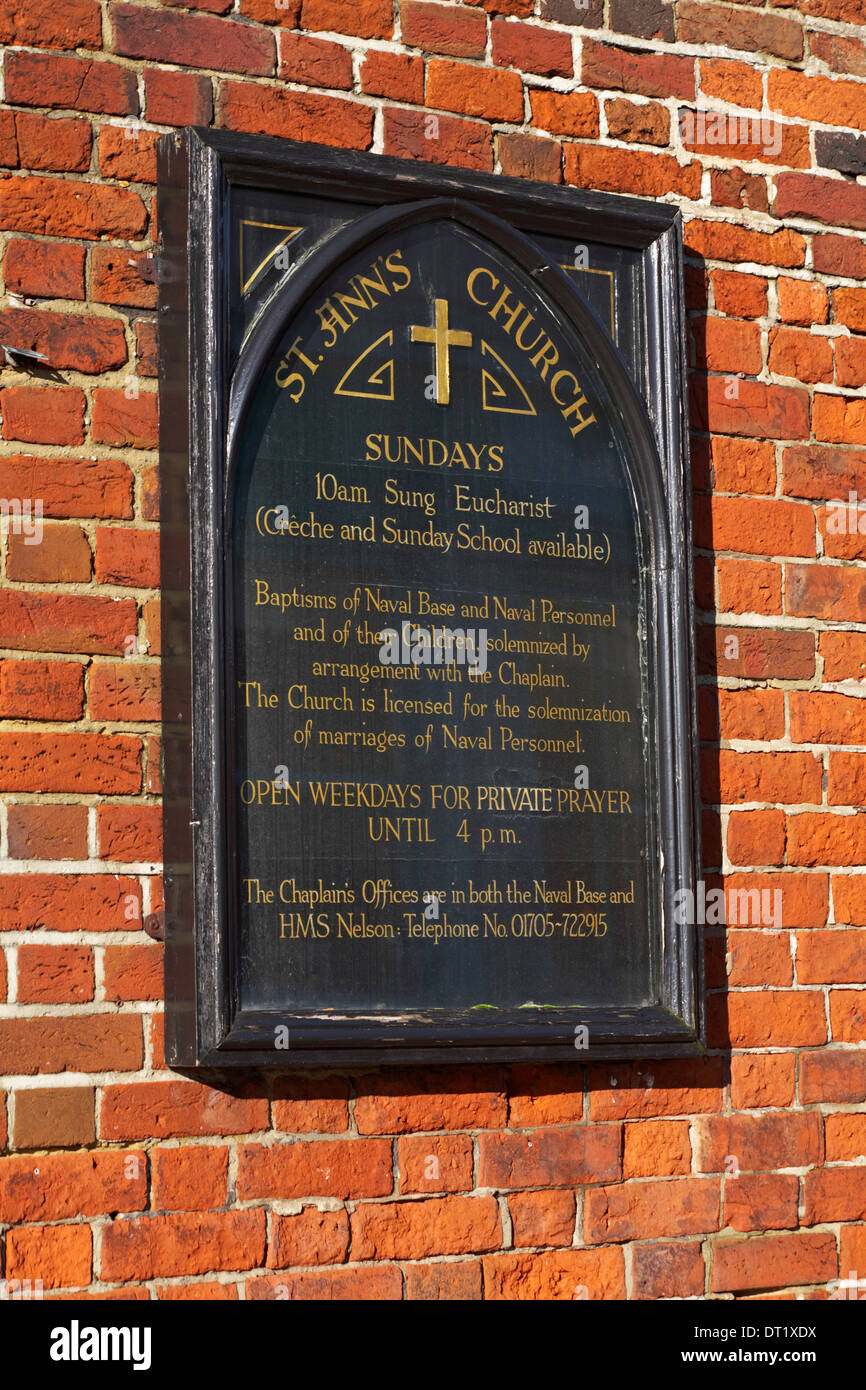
[159,128,702,1068]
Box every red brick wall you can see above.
[1,0,865,1301]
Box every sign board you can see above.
[159,130,701,1066]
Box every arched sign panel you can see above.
[159,132,700,1066]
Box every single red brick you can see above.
[811,30,866,79]
[103,943,163,1000]
[0,873,141,933]
[699,435,776,494]
[0,0,102,49]
[565,143,701,200]
[88,663,160,722]
[680,108,809,169]
[7,804,89,861]
[17,944,93,1004]
[684,220,805,268]
[769,326,834,385]
[714,688,786,742]
[101,1081,268,1140]
[12,1086,95,1150]
[529,89,599,139]
[825,1112,866,1160]
[3,240,86,301]
[708,989,827,1049]
[360,50,424,103]
[6,1223,91,1290]
[507,1064,584,1127]
[397,1134,474,1193]
[768,68,866,135]
[0,591,137,655]
[696,1112,822,1174]
[0,385,85,446]
[700,57,762,110]
[813,392,866,446]
[400,1,487,58]
[354,1066,506,1133]
[0,1149,146,1223]
[0,455,132,520]
[704,749,822,806]
[801,1051,866,1105]
[101,1210,266,1281]
[219,80,372,150]
[497,133,562,183]
[110,2,275,75]
[828,752,866,807]
[776,172,866,233]
[13,113,91,173]
[4,51,139,116]
[237,1139,392,1200]
[727,809,786,866]
[351,1194,501,1260]
[814,233,866,280]
[0,659,84,720]
[729,930,793,988]
[383,106,493,171]
[478,1125,620,1189]
[698,624,815,681]
[272,1074,349,1133]
[584,1178,720,1244]
[279,32,353,88]
[0,305,128,376]
[97,126,160,184]
[491,18,572,76]
[716,559,782,616]
[730,1053,796,1110]
[97,804,162,862]
[623,1119,692,1178]
[605,97,670,146]
[680,0,803,62]
[302,0,392,39]
[836,336,866,390]
[483,1245,625,1299]
[508,1189,575,1248]
[0,730,140,793]
[95,527,159,587]
[834,287,866,334]
[632,1241,705,1299]
[144,66,213,126]
[135,321,158,378]
[404,1260,482,1300]
[711,1232,836,1293]
[92,389,159,447]
[691,317,763,374]
[248,1267,401,1299]
[0,1015,142,1077]
[151,1145,228,1211]
[803,1166,866,1224]
[691,376,810,441]
[710,166,769,214]
[267,1207,349,1267]
[589,1059,725,1121]
[583,38,695,100]
[788,562,866,623]
[427,57,523,121]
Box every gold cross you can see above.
[410,297,472,406]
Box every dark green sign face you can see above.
[231,217,655,1014]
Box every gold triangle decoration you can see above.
[334,331,395,401]
[240,220,303,296]
[480,340,536,416]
